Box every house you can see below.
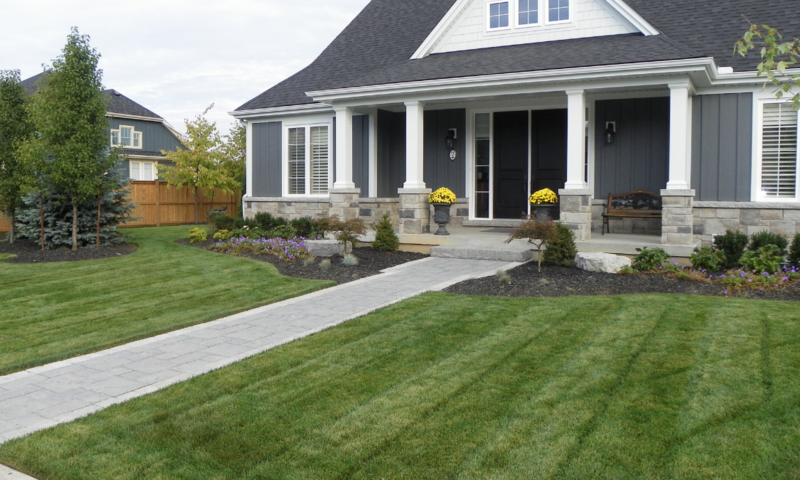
[21,72,183,182]
[231,0,800,247]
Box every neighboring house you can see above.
[231,0,800,247]
[21,72,183,182]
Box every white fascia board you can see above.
[229,103,333,120]
[307,58,718,104]
[603,0,660,36]
[106,113,164,123]
[124,154,166,160]
[411,0,470,59]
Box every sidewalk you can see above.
[0,257,518,444]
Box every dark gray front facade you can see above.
[252,122,282,197]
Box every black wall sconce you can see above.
[446,128,458,160]
[605,121,616,144]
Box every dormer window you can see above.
[111,125,143,149]
[488,1,510,29]
[518,0,539,25]
[548,0,570,23]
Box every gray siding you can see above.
[424,109,467,197]
[353,115,370,195]
[108,118,182,153]
[691,93,753,201]
[594,97,669,198]
[252,122,282,197]
[377,110,406,197]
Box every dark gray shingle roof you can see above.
[236,0,800,111]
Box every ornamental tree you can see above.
[29,28,116,250]
[159,105,240,223]
[735,24,800,110]
[0,70,35,244]
[220,120,246,206]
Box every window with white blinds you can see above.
[130,161,156,181]
[761,103,799,199]
[286,125,330,195]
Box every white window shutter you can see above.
[310,126,329,194]
[761,104,798,198]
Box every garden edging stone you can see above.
[575,252,631,274]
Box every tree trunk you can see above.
[8,211,15,244]
[39,194,45,251]
[193,186,199,224]
[71,202,78,251]
[96,186,102,249]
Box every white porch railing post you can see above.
[403,101,426,189]
[564,89,587,189]
[666,82,693,190]
[333,106,355,190]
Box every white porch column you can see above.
[403,100,426,189]
[564,89,587,190]
[333,106,355,190]
[666,82,694,190]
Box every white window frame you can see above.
[487,0,512,31]
[515,0,541,28]
[129,160,157,181]
[282,122,332,197]
[111,125,143,150]
[545,0,572,25]
[753,98,800,202]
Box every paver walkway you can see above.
[0,257,517,444]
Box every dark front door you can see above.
[493,111,529,219]
[530,109,568,195]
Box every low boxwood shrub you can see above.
[632,247,671,272]
[788,233,800,268]
[188,227,207,244]
[543,222,577,267]
[290,217,319,239]
[748,230,788,257]
[254,212,287,231]
[213,214,242,232]
[713,229,748,269]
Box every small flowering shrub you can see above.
[632,247,671,272]
[529,188,558,205]
[188,227,207,244]
[429,187,456,204]
[212,236,313,262]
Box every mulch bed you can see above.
[178,238,428,285]
[0,237,137,264]
[443,261,800,302]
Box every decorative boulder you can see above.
[305,240,351,257]
[575,252,631,274]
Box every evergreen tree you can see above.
[0,70,35,244]
[372,212,400,252]
[29,28,115,250]
[16,162,136,249]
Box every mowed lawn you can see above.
[0,226,332,375]
[2,293,799,479]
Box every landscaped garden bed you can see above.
[0,237,137,263]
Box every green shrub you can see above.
[254,212,287,231]
[188,227,207,244]
[313,214,366,250]
[342,253,359,266]
[632,247,671,272]
[543,223,577,267]
[213,214,241,232]
[740,244,784,274]
[690,246,724,272]
[748,230,788,257]
[788,233,800,268]
[212,229,231,241]
[713,229,748,269]
[230,227,269,240]
[270,224,297,239]
[290,217,319,239]
[372,213,400,252]
[318,258,331,271]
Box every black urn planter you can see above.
[432,203,452,235]
[532,203,560,222]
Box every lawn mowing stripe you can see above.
[345,298,619,480]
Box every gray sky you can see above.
[0,0,371,135]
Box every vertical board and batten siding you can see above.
[252,122,282,197]
[594,97,670,197]
[691,93,753,201]
[353,115,370,195]
[377,110,407,197]
[424,109,467,198]
[108,118,182,153]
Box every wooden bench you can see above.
[601,190,661,235]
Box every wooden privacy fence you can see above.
[126,181,240,227]
[0,182,240,233]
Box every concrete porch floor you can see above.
[361,226,700,258]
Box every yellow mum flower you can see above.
[529,188,558,205]
[429,187,456,204]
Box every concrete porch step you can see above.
[430,245,533,262]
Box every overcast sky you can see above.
[0,0,371,135]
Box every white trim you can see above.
[246,120,253,197]
[752,97,800,202]
[544,0,573,26]
[368,110,378,198]
[129,160,158,181]
[586,99,596,197]
[229,103,332,120]
[411,0,471,59]
[111,124,143,150]
[282,122,333,197]
[515,0,542,29]
[603,0,659,35]
[106,113,162,122]
[487,0,513,32]
[124,154,166,161]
